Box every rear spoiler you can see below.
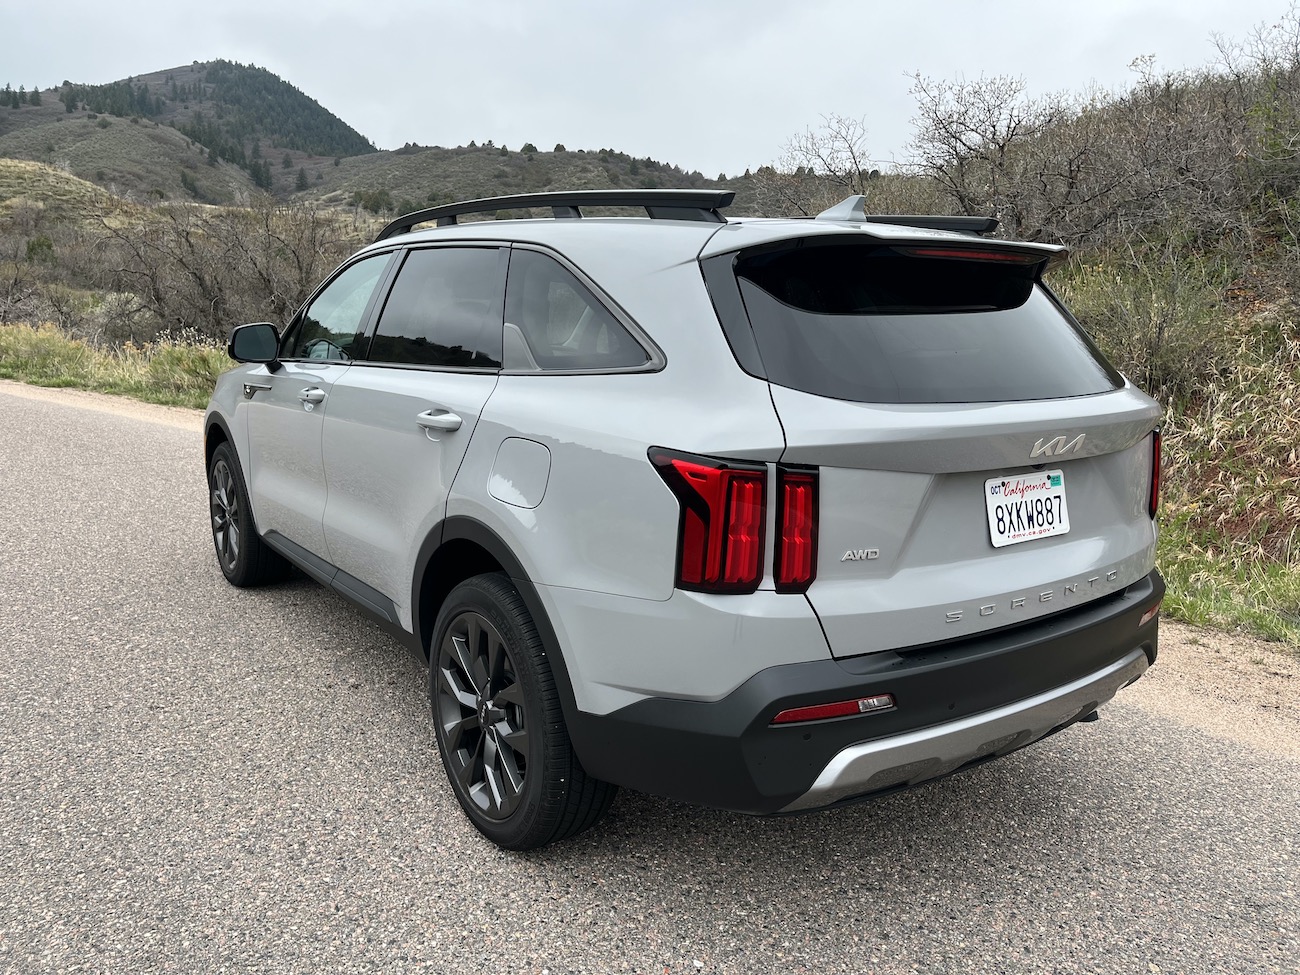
[815,195,998,237]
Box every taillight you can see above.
[649,448,766,593]
[775,467,818,593]
[1149,429,1161,519]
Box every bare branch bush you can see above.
[752,114,878,217]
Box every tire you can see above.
[207,442,288,588]
[430,573,616,850]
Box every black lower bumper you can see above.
[567,569,1164,814]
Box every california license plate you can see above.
[984,470,1070,548]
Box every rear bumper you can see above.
[567,568,1164,814]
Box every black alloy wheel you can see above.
[430,574,616,850]
[209,455,242,575]
[206,442,287,587]
[436,609,530,821]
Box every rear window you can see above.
[728,240,1122,404]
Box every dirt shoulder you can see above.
[1122,619,1300,761]
[3,381,1296,759]
[0,379,203,431]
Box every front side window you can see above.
[368,247,505,368]
[503,249,649,371]
[281,253,392,361]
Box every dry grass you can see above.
[1156,311,1300,642]
[0,321,227,409]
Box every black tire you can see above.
[207,442,288,588]
[430,573,616,850]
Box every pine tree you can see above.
[282,152,292,169]
[17,85,27,105]
[295,166,309,191]
[30,86,41,106]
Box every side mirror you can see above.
[228,322,281,369]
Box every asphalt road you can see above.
[0,385,1296,975]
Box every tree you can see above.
[521,142,537,154]
[281,152,292,169]
[30,86,41,106]
[553,143,566,152]
[295,167,309,191]
[753,114,875,216]
[17,85,26,105]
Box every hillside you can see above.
[0,112,260,203]
[0,60,378,204]
[302,142,759,215]
[0,61,755,212]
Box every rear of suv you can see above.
[204,189,1163,849]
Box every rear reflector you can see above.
[772,693,896,725]
[775,468,818,592]
[649,448,767,594]
[1139,601,1162,627]
[1149,429,1161,519]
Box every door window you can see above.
[368,247,505,368]
[280,253,392,362]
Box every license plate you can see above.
[984,470,1070,548]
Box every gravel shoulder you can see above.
[4,378,1297,761]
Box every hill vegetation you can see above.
[2,26,1299,643]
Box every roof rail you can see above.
[375,189,737,241]
[814,195,999,236]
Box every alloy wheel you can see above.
[210,459,240,572]
[435,611,530,820]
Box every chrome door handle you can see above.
[416,409,463,432]
[299,387,326,404]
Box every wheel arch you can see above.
[205,412,234,471]
[412,517,584,739]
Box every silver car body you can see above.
[206,194,1163,815]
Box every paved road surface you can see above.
[1,384,1296,975]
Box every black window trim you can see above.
[499,243,666,377]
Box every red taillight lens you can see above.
[650,449,766,593]
[775,468,818,593]
[1149,429,1161,519]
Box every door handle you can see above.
[299,387,326,405]
[416,409,463,432]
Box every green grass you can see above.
[1158,517,1300,643]
[0,321,227,409]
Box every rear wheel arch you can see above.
[412,518,584,736]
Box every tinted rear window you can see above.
[731,241,1121,404]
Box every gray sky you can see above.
[7,0,1292,176]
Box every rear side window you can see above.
[728,240,1121,404]
[503,249,649,371]
[368,247,505,368]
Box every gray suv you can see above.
[204,189,1164,850]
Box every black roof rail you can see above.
[375,189,737,242]
[863,214,1000,236]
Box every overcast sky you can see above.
[7,0,1294,176]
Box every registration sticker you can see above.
[985,470,1070,548]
